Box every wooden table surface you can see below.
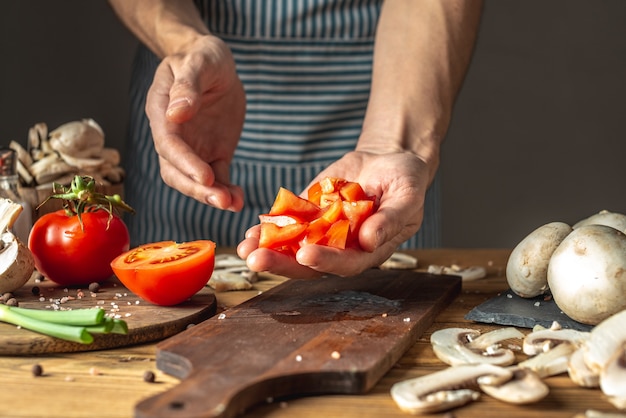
[0,249,618,418]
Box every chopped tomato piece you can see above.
[259,222,308,249]
[269,187,321,220]
[324,219,350,249]
[339,181,368,202]
[300,217,332,246]
[259,177,376,254]
[307,182,322,206]
[342,200,375,234]
[321,199,344,223]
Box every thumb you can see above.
[166,78,202,123]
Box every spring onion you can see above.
[0,304,128,344]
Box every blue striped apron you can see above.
[123,0,441,249]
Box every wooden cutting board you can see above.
[135,269,461,418]
[0,275,216,355]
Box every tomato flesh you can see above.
[28,209,130,286]
[111,240,216,306]
[259,177,376,254]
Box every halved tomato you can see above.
[111,240,215,306]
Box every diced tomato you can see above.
[258,214,301,226]
[321,199,344,223]
[259,177,376,254]
[259,222,308,249]
[324,219,350,249]
[307,182,322,206]
[300,217,332,246]
[269,187,321,220]
[342,200,375,234]
[339,181,368,202]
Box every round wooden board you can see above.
[0,275,217,355]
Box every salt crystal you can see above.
[218,313,226,320]
[331,351,341,359]
[295,355,302,362]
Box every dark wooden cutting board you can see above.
[135,269,461,418]
[0,276,216,355]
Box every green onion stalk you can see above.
[0,304,128,344]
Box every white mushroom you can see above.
[48,118,105,159]
[390,363,513,414]
[547,225,626,325]
[574,210,626,234]
[379,252,418,270]
[506,221,572,298]
[430,327,524,367]
[522,327,590,356]
[0,198,35,293]
[517,341,576,378]
[580,309,626,409]
[568,347,600,388]
[478,367,549,405]
[428,264,487,281]
[599,344,626,410]
[208,254,259,292]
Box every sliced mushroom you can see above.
[583,309,626,374]
[48,118,105,159]
[523,327,590,356]
[568,347,600,388]
[518,341,576,378]
[208,254,259,292]
[479,367,549,405]
[379,252,418,270]
[390,363,513,414]
[0,199,35,293]
[431,327,524,366]
[600,343,626,410]
[428,264,487,281]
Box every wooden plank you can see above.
[135,269,461,418]
[0,276,216,355]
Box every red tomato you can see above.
[28,209,130,286]
[259,222,308,249]
[111,240,216,306]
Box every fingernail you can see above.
[167,97,191,113]
[375,228,386,249]
[207,194,219,206]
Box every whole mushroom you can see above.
[547,224,626,325]
[506,222,572,298]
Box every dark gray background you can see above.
[2,1,625,248]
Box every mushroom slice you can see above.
[208,254,259,292]
[379,252,418,270]
[431,327,523,366]
[427,264,487,281]
[518,341,576,378]
[600,343,626,410]
[568,347,600,388]
[0,199,35,293]
[479,367,549,405]
[390,364,513,414]
[523,328,590,356]
[584,309,626,374]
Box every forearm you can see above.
[108,0,209,58]
[358,0,483,182]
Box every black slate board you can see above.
[464,289,593,332]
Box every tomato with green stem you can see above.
[28,176,134,286]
